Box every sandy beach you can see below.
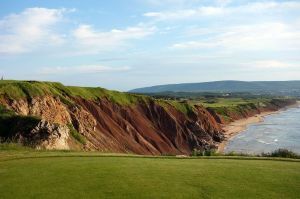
[217,111,277,153]
[217,101,300,153]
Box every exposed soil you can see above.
[74,98,223,155]
[0,96,224,155]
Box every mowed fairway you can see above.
[0,152,300,199]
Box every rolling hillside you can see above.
[130,80,300,96]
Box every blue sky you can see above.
[0,0,300,91]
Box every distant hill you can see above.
[129,80,300,96]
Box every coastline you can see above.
[217,101,300,153]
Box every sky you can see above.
[0,0,300,91]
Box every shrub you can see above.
[67,124,86,145]
[0,142,32,151]
[0,105,41,141]
[262,149,300,159]
[192,148,218,156]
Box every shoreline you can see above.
[217,101,300,153]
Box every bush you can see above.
[192,148,218,156]
[262,149,300,159]
[0,142,32,151]
[224,151,256,157]
[67,124,86,145]
[0,105,41,141]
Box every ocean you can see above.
[225,106,300,154]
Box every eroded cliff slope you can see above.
[0,80,224,155]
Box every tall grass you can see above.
[0,142,33,151]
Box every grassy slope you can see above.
[191,97,287,122]
[0,80,195,114]
[130,80,300,93]
[0,80,146,105]
[194,97,271,108]
[0,151,299,199]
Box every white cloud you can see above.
[144,1,300,20]
[172,41,218,49]
[172,22,300,51]
[73,24,155,53]
[40,65,131,75]
[243,60,298,69]
[0,7,155,55]
[215,0,232,6]
[144,0,232,7]
[143,0,201,7]
[144,6,225,20]
[0,7,70,54]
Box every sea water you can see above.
[225,106,300,154]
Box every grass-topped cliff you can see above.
[0,80,296,154]
[197,97,296,123]
[191,97,294,122]
[0,80,195,114]
[0,80,219,154]
[0,80,147,105]
[2,80,294,119]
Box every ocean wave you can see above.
[257,140,272,145]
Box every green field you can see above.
[1,151,299,199]
[195,97,272,108]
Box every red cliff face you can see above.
[1,96,224,155]
[71,98,224,155]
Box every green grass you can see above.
[156,99,196,115]
[165,100,195,115]
[0,80,150,106]
[194,97,271,108]
[0,143,33,151]
[0,151,299,199]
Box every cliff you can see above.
[0,80,223,155]
[207,99,297,124]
